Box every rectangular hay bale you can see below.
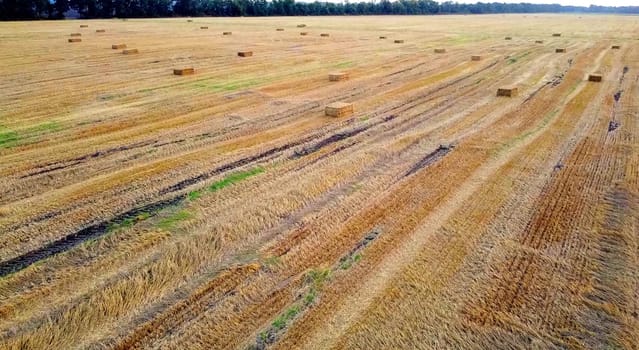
[379,36,387,39]
[200,26,208,29]
[112,44,126,49]
[394,39,404,43]
[237,51,253,57]
[70,33,81,37]
[552,33,561,37]
[588,74,602,82]
[325,102,353,118]
[96,29,105,33]
[535,40,544,44]
[497,87,518,97]
[276,28,284,31]
[174,68,194,76]
[68,38,81,43]
[300,32,308,36]
[612,45,621,49]
[434,48,446,53]
[505,36,512,40]
[471,55,482,61]
[80,24,88,28]
[329,72,349,81]
[320,33,330,37]
[122,48,138,54]
[297,24,306,28]
[556,48,566,53]
[223,31,232,35]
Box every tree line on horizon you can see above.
[2,0,638,20]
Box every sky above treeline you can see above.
[455,0,635,6]
[293,0,639,7]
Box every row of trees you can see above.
[2,0,639,20]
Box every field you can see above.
[0,14,638,349]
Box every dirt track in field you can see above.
[0,14,637,350]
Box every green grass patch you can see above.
[0,121,63,149]
[334,61,355,69]
[259,331,269,342]
[188,190,202,201]
[567,80,580,96]
[304,289,317,305]
[209,167,264,192]
[449,34,490,44]
[306,267,331,287]
[26,121,62,135]
[340,253,362,270]
[192,77,270,92]
[508,51,531,65]
[137,212,151,221]
[285,305,300,318]
[253,267,330,348]
[108,217,135,232]
[106,211,152,232]
[495,80,581,155]
[0,128,19,148]
[271,316,286,330]
[157,210,192,230]
[272,305,300,330]
[497,108,559,154]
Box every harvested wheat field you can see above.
[0,14,638,350]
